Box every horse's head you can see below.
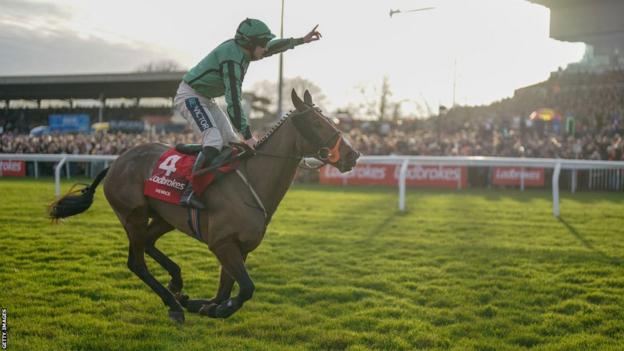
[290,89,359,172]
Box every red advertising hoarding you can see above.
[320,164,467,189]
[0,160,26,177]
[491,167,544,187]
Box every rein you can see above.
[251,107,342,169]
[251,150,327,170]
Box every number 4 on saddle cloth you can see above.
[144,143,252,204]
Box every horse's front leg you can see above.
[185,265,235,313]
[200,241,254,318]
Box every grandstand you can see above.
[0,71,274,135]
[0,71,184,133]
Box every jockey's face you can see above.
[253,45,268,60]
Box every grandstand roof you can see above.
[529,0,624,54]
[0,71,184,101]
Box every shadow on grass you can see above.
[559,216,623,266]
[361,211,400,241]
[294,184,624,204]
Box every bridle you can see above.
[252,107,343,169]
[298,129,342,170]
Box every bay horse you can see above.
[49,90,359,324]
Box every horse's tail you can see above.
[48,167,109,221]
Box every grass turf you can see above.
[0,178,623,350]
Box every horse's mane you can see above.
[254,105,324,149]
[254,111,293,149]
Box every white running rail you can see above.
[1,154,623,217]
[0,154,117,197]
[357,156,624,217]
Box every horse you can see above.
[48,90,360,324]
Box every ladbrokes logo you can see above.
[398,166,460,181]
[323,165,386,179]
[1,161,22,172]
[495,168,540,181]
[148,175,185,190]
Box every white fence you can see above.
[0,154,117,197]
[357,156,624,216]
[1,153,624,217]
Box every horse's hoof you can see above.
[199,300,237,318]
[214,300,237,319]
[175,293,190,306]
[168,310,185,325]
[198,303,219,318]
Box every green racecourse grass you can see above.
[1,178,624,351]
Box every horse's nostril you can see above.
[346,151,359,163]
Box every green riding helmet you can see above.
[235,18,276,49]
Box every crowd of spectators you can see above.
[346,117,623,161]
[0,131,195,155]
[1,69,623,161]
[346,68,624,161]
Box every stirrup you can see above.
[180,190,205,210]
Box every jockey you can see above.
[175,18,322,209]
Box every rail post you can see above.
[55,156,67,197]
[552,161,562,217]
[399,159,409,211]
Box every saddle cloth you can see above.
[143,146,240,204]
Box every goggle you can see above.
[252,36,272,48]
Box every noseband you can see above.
[316,136,341,163]
[291,108,342,164]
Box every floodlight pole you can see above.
[277,0,285,120]
[98,93,105,123]
[452,58,457,107]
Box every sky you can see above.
[0,0,586,114]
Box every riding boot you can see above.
[179,146,220,209]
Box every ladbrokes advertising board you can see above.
[491,167,544,187]
[320,164,467,188]
[0,160,26,177]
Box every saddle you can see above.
[143,143,254,204]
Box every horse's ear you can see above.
[291,89,306,111]
[303,90,313,105]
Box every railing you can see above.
[1,153,624,217]
[356,156,624,217]
[0,154,117,197]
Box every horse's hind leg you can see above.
[127,243,185,324]
[145,246,185,298]
[144,217,185,300]
[124,212,185,324]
